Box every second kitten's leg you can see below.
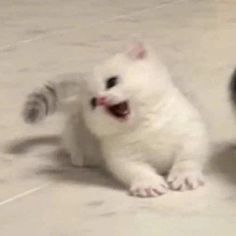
[105,157,168,197]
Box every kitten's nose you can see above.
[96,96,107,106]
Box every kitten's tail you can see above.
[22,78,80,124]
[229,69,236,108]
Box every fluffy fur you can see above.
[23,43,209,197]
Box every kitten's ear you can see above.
[127,42,147,60]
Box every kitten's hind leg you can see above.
[62,112,102,168]
[69,144,85,167]
[62,115,86,167]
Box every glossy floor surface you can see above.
[1,0,236,235]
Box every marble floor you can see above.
[1,0,236,235]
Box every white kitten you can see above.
[23,43,209,197]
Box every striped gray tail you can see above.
[229,69,236,107]
[23,78,80,124]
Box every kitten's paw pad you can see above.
[167,171,204,191]
[129,180,168,198]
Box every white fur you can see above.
[62,43,209,197]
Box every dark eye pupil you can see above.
[106,76,118,89]
[90,97,96,109]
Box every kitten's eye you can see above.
[106,76,118,89]
[90,97,96,109]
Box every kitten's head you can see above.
[82,42,171,137]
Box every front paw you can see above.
[129,178,169,198]
[167,170,204,191]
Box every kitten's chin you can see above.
[85,115,133,138]
[88,124,123,138]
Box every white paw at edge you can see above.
[167,170,204,191]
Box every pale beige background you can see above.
[1,0,236,235]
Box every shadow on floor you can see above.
[207,142,236,186]
[4,135,122,191]
[5,134,60,154]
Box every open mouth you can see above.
[106,101,130,120]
